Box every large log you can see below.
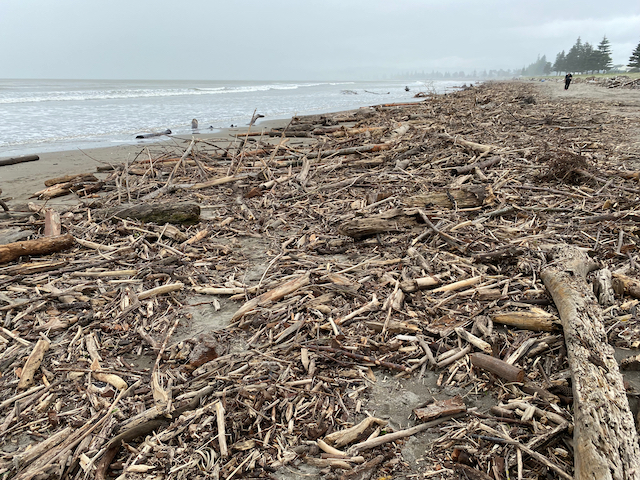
[541,245,640,480]
[99,202,200,225]
[0,234,74,265]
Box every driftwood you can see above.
[0,154,39,167]
[44,173,98,187]
[99,202,200,224]
[135,129,171,139]
[407,185,493,209]
[5,81,640,480]
[491,310,560,332]
[470,353,525,382]
[541,245,640,480]
[0,234,74,264]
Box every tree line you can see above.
[390,37,640,80]
[524,37,640,76]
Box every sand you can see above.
[2,80,639,205]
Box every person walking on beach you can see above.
[564,73,573,90]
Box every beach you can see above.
[0,118,294,203]
[2,79,640,479]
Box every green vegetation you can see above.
[547,36,613,74]
[629,40,640,69]
[526,36,640,75]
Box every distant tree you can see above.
[595,36,613,72]
[565,37,584,73]
[582,42,599,73]
[553,50,566,74]
[523,55,551,76]
[629,40,640,68]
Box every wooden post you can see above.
[541,245,640,480]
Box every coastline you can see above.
[3,79,640,205]
[2,79,640,478]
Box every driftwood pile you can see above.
[1,81,640,479]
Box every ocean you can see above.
[0,79,466,158]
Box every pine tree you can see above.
[553,50,566,74]
[596,36,613,72]
[565,37,583,73]
[583,42,599,73]
[629,40,640,69]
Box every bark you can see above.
[541,245,640,480]
[0,234,74,265]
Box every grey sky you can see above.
[1,0,638,80]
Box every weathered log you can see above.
[470,353,525,382]
[0,154,39,167]
[135,129,171,139]
[541,245,640,480]
[338,208,419,239]
[491,310,560,332]
[99,202,200,225]
[407,185,493,209]
[0,234,74,265]
[44,173,98,187]
[612,272,640,299]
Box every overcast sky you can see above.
[1,0,638,80]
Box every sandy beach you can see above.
[3,80,640,479]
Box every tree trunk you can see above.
[0,234,74,264]
[541,245,640,480]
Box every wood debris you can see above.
[1,81,640,479]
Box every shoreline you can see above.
[3,79,640,478]
[0,117,297,204]
[3,79,640,206]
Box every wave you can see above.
[0,82,330,104]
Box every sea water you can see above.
[0,79,466,157]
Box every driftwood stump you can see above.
[541,245,640,480]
